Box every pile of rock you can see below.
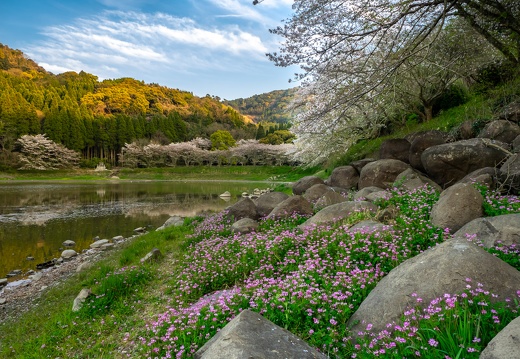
[213,118,520,357]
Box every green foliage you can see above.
[259,129,296,144]
[210,130,236,150]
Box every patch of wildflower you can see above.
[140,186,474,358]
[354,280,520,358]
[462,233,520,271]
[476,184,520,216]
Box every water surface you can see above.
[0,180,268,278]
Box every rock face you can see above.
[358,159,411,189]
[453,213,520,248]
[327,165,359,190]
[156,216,184,231]
[379,138,411,163]
[348,238,520,335]
[231,218,259,234]
[194,309,327,359]
[478,120,520,144]
[226,197,258,221]
[421,138,509,187]
[292,176,324,195]
[267,196,314,219]
[300,201,377,228]
[255,192,289,218]
[480,316,520,359]
[430,183,483,233]
[408,130,451,172]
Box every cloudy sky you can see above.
[0,0,297,99]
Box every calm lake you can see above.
[0,180,270,279]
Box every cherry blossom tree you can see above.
[16,134,80,170]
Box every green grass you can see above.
[0,165,319,182]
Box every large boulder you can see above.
[408,130,451,172]
[453,213,520,248]
[156,216,184,231]
[267,196,314,219]
[354,186,385,200]
[499,153,520,194]
[350,158,375,173]
[458,120,477,140]
[379,139,411,163]
[348,238,520,335]
[430,183,483,233]
[395,168,441,192]
[61,249,78,259]
[194,309,327,359]
[226,197,258,221]
[255,192,290,218]
[358,159,411,189]
[457,167,497,189]
[303,184,336,203]
[315,191,348,209]
[421,138,510,187]
[231,218,259,234]
[292,176,324,195]
[480,316,520,359]
[478,120,520,144]
[327,165,359,190]
[299,201,377,229]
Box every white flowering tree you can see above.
[16,134,80,170]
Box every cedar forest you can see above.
[0,43,293,168]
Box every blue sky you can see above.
[0,0,297,100]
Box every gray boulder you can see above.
[194,309,327,359]
[292,176,324,195]
[395,168,442,192]
[379,138,411,163]
[513,134,520,153]
[431,183,483,233]
[350,158,375,173]
[156,216,184,231]
[354,186,385,200]
[422,138,509,187]
[478,120,520,144]
[327,165,359,190]
[140,248,163,264]
[300,201,377,229]
[231,218,259,234]
[453,213,520,248]
[480,316,520,359]
[315,191,348,209]
[358,159,411,189]
[255,192,289,218]
[303,184,336,203]
[90,239,109,249]
[497,101,520,123]
[0,278,7,286]
[408,130,451,172]
[348,238,520,335]
[226,197,258,221]
[62,240,76,247]
[457,167,497,189]
[61,249,78,260]
[267,196,313,219]
[499,153,520,194]
[72,288,92,312]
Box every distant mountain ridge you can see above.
[0,43,293,166]
[224,88,297,124]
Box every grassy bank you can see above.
[1,184,519,358]
[0,165,320,182]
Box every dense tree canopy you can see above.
[268,0,519,165]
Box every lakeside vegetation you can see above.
[1,183,519,358]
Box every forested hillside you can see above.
[224,88,296,124]
[0,43,261,167]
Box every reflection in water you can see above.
[0,181,270,278]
